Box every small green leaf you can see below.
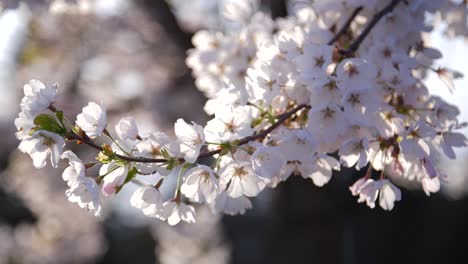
[33,114,65,134]
[56,111,65,126]
[116,167,138,194]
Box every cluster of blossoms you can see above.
[15,0,467,224]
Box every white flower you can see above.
[350,178,401,210]
[421,176,440,196]
[211,191,252,215]
[339,138,372,170]
[130,186,165,219]
[162,201,196,226]
[66,177,101,216]
[400,122,435,160]
[99,163,128,197]
[246,64,282,104]
[400,137,430,160]
[341,86,381,125]
[277,129,316,162]
[221,0,257,23]
[18,130,65,169]
[115,117,139,141]
[294,42,333,81]
[136,131,180,158]
[302,154,340,187]
[76,102,107,138]
[204,105,254,143]
[439,131,467,159]
[336,59,377,90]
[174,119,205,163]
[307,105,348,147]
[61,150,85,186]
[421,157,437,179]
[20,80,57,115]
[354,179,380,208]
[349,178,369,196]
[219,161,262,198]
[14,111,35,140]
[251,146,286,181]
[180,165,219,203]
[373,109,406,138]
[378,180,402,211]
[307,78,342,110]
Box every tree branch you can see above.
[198,103,311,160]
[327,6,363,45]
[67,104,311,164]
[339,0,403,55]
[69,132,168,163]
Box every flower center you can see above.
[234,166,248,177]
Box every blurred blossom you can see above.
[0,3,30,120]
[50,0,129,17]
[152,206,230,264]
[49,0,93,15]
[94,0,129,18]
[114,71,145,99]
[169,0,220,31]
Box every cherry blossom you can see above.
[61,150,85,186]
[219,160,262,198]
[378,180,402,211]
[204,105,254,143]
[66,177,101,217]
[180,165,219,203]
[162,201,196,226]
[14,111,35,140]
[174,119,205,163]
[18,130,65,169]
[75,102,107,138]
[99,163,128,197]
[20,79,57,115]
[115,117,139,141]
[212,191,252,215]
[14,0,468,224]
[130,186,165,219]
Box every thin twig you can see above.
[69,132,168,163]
[68,104,311,164]
[339,0,403,55]
[327,6,363,45]
[198,104,310,160]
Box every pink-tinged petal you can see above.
[422,157,437,178]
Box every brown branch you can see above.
[339,0,403,56]
[69,132,168,163]
[64,104,311,164]
[198,103,311,160]
[327,6,363,45]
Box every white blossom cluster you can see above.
[15,0,468,225]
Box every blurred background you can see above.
[0,1,467,264]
